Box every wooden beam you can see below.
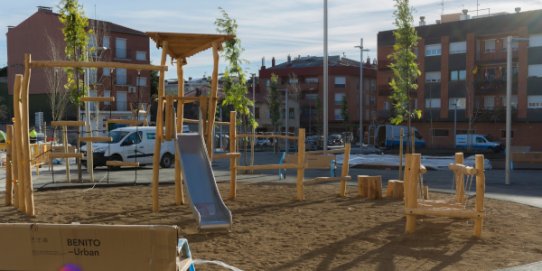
[30,60,167,71]
[206,43,220,160]
[80,96,115,103]
[51,121,86,127]
[339,143,351,197]
[106,119,143,125]
[5,125,13,206]
[105,161,140,167]
[474,154,485,238]
[49,153,83,159]
[152,40,168,213]
[174,58,185,206]
[448,163,477,175]
[229,111,237,200]
[405,208,482,219]
[296,129,305,201]
[405,154,421,234]
[237,163,299,171]
[237,133,298,140]
[22,54,35,216]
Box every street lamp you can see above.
[453,98,458,148]
[505,36,529,185]
[323,0,328,152]
[355,38,369,150]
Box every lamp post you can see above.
[355,38,369,150]
[453,98,458,148]
[323,0,328,152]
[505,36,528,185]
[284,87,289,152]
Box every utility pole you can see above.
[355,38,369,150]
[323,0,328,152]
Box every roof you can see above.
[269,55,361,70]
[146,32,235,59]
[90,19,146,37]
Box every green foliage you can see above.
[150,69,159,97]
[268,74,281,131]
[58,0,90,104]
[388,0,421,125]
[215,8,257,129]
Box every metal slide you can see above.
[176,133,232,230]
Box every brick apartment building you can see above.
[257,55,377,139]
[7,6,150,124]
[377,8,542,150]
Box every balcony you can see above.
[477,49,518,64]
[299,82,319,91]
[474,77,517,94]
[378,85,393,96]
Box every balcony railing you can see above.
[474,77,518,94]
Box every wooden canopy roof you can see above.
[147,32,235,60]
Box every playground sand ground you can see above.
[1,182,541,271]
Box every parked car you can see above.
[374,124,426,149]
[455,134,503,153]
[81,125,189,169]
[328,134,344,146]
[256,137,272,147]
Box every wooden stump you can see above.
[358,175,383,200]
[385,179,404,200]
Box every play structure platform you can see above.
[177,133,232,230]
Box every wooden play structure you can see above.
[403,152,486,237]
[307,143,352,197]
[147,32,235,212]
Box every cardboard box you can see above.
[0,223,179,271]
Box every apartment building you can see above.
[258,55,377,138]
[377,8,542,149]
[6,6,150,123]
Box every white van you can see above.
[81,126,189,168]
[455,134,502,153]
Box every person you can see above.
[29,127,37,143]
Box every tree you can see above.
[268,74,281,132]
[58,0,91,104]
[388,0,422,153]
[215,7,256,129]
[45,33,69,124]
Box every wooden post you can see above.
[229,111,237,200]
[151,41,168,213]
[357,175,367,197]
[13,74,25,212]
[454,152,465,203]
[358,175,383,199]
[174,59,185,205]
[474,154,485,237]
[5,125,13,205]
[63,126,70,182]
[338,143,351,197]
[399,128,403,180]
[22,54,35,216]
[385,180,404,199]
[405,153,420,234]
[296,128,305,201]
[206,43,220,160]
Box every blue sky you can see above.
[1,0,541,80]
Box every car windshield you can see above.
[110,131,130,143]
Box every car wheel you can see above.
[160,153,174,168]
[107,154,122,170]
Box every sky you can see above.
[1,0,541,80]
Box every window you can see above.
[136,51,146,61]
[384,101,390,110]
[370,79,376,91]
[103,68,110,76]
[147,132,156,140]
[528,64,542,77]
[425,71,441,82]
[484,39,496,53]
[116,91,127,111]
[103,36,110,48]
[450,70,466,81]
[116,68,127,85]
[504,95,518,108]
[103,90,110,105]
[288,78,298,84]
[136,77,147,87]
[305,77,319,83]
[88,68,97,84]
[529,34,542,47]
[449,41,466,54]
[115,38,127,59]
[289,107,295,119]
[502,39,519,51]
[255,107,260,119]
[432,129,449,137]
[334,76,346,87]
[448,98,466,109]
[335,93,346,104]
[425,44,441,56]
[305,93,318,101]
[528,95,542,109]
[425,98,441,109]
[484,96,495,109]
[87,90,97,110]
[123,132,142,145]
[334,108,343,120]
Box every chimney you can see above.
[462,9,468,15]
[261,57,266,69]
[419,16,426,26]
[436,19,441,24]
[37,6,53,13]
[366,57,371,65]
[271,57,275,67]
[515,7,521,13]
[287,54,291,63]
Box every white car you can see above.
[81,126,189,169]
